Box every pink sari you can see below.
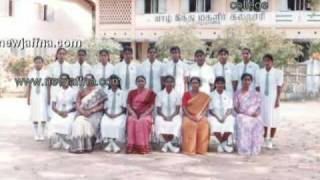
[126,89,156,154]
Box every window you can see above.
[288,0,311,11]
[35,3,54,21]
[136,0,166,14]
[189,0,211,12]
[8,0,13,16]
[0,0,14,17]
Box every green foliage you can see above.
[210,23,303,67]
[68,38,122,65]
[155,26,205,61]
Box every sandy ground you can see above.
[0,98,319,180]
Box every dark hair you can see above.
[59,73,70,80]
[136,75,146,83]
[194,49,205,56]
[108,74,121,89]
[214,76,226,90]
[242,48,251,54]
[85,73,95,80]
[147,46,157,53]
[77,49,87,55]
[99,49,109,55]
[59,73,71,87]
[55,47,67,60]
[164,75,175,83]
[34,56,44,62]
[241,73,253,81]
[189,76,202,86]
[218,48,229,55]
[123,47,133,53]
[170,46,181,53]
[263,54,273,62]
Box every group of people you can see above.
[27,46,283,156]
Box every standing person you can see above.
[155,75,182,153]
[181,77,210,155]
[138,46,164,93]
[27,56,50,141]
[208,76,235,153]
[114,47,139,95]
[48,73,77,150]
[234,73,263,156]
[69,74,107,153]
[93,49,115,90]
[235,48,260,90]
[256,54,283,149]
[71,49,92,90]
[162,46,189,97]
[100,75,126,153]
[126,76,156,154]
[188,49,215,94]
[212,48,237,97]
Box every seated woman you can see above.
[155,75,182,153]
[48,73,76,150]
[126,75,156,154]
[100,75,126,153]
[234,73,263,156]
[181,77,210,155]
[69,74,107,153]
[208,76,235,153]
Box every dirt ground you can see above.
[0,98,319,180]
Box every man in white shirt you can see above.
[162,46,189,97]
[93,49,115,90]
[256,54,283,149]
[188,49,215,94]
[114,47,139,94]
[212,48,237,98]
[235,48,260,90]
[71,49,92,90]
[138,47,164,93]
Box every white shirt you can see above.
[93,63,115,87]
[71,61,92,79]
[28,68,49,98]
[138,59,164,93]
[188,63,215,94]
[52,87,76,112]
[156,89,181,117]
[212,62,237,97]
[48,61,72,78]
[235,61,260,90]
[257,67,284,99]
[209,90,233,119]
[162,60,189,96]
[104,89,126,114]
[114,61,139,91]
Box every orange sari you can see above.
[182,91,210,155]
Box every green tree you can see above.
[210,23,303,67]
[155,26,205,62]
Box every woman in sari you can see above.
[234,73,263,156]
[182,77,210,155]
[48,73,76,150]
[69,74,107,153]
[126,75,156,154]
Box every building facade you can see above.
[95,0,320,61]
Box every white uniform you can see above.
[138,59,164,93]
[93,63,115,88]
[100,89,126,142]
[208,90,235,133]
[28,69,49,123]
[155,89,182,138]
[257,67,283,128]
[212,62,237,97]
[188,63,215,94]
[48,87,76,136]
[235,61,260,90]
[162,60,189,97]
[114,61,139,94]
[305,59,320,94]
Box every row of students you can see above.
[27,46,283,154]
